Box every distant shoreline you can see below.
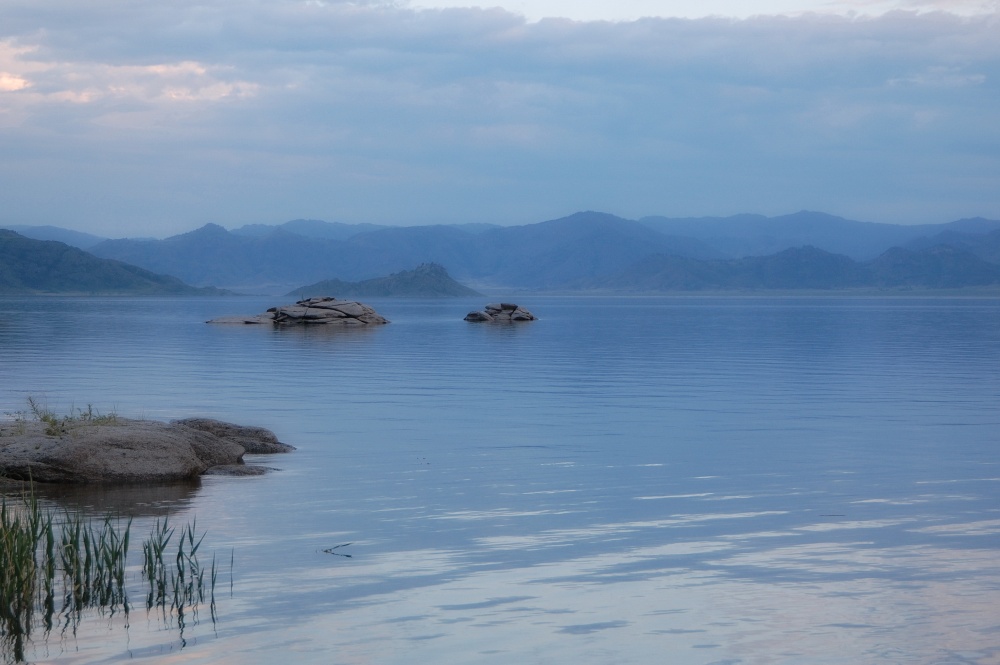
[3,288,1000,298]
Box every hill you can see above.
[638,211,1000,260]
[65,210,1000,293]
[866,245,1000,288]
[1,225,108,250]
[0,230,224,295]
[231,218,389,241]
[289,263,482,298]
[89,212,722,293]
[904,228,1000,265]
[91,224,345,293]
[466,211,722,289]
[590,245,1000,292]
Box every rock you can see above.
[208,296,388,326]
[0,417,292,485]
[174,418,296,454]
[177,425,247,468]
[465,303,536,323]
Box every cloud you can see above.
[404,0,1000,20]
[0,2,997,234]
[888,65,988,87]
[0,73,29,91]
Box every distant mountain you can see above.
[0,230,224,295]
[91,224,346,293]
[904,228,1000,265]
[232,219,501,240]
[82,211,1000,293]
[330,224,485,281]
[1,225,108,250]
[940,217,1000,234]
[448,223,503,234]
[588,244,1000,292]
[867,245,1000,288]
[289,263,482,298]
[231,218,389,241]
[467,211,723,289]
[89,212,722,293]
[639,211,1000,260]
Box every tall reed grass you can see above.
[0,492,221,663]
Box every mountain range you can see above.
[592,243,1000,292]
[4,211,1000,294]
[0,230,224,295]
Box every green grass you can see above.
[0,491,222,662]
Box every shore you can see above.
[0,415,293,486]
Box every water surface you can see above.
[1,296,998,663]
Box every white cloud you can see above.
[0,72,30,91]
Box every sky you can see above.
[0,0,998,237]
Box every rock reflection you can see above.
[24,480,201,518]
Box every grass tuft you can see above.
[22,397,119,437]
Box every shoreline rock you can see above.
[0,417,294,485]
[464,302,536,323]
[208,296,388,326]
[174,418,296,453]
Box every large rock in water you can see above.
[0,417,294,485]
[207,296,388,326]
[464,303,536,322]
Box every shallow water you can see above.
[1,295,999,663]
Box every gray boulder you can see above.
[465,302,536,323]
[0,417,292,485]
[208,296,388,326]
[174,418,296,454]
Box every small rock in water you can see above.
[464,303,536,322]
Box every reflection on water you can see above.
[1,296,999,663]
[27,481,201,519]
[0,491,223,664]
[202,536,1000,665]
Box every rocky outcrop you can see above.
[0,418,294,485]
[175,418,296,454]
[464,303,536,322]
[208,296,388,326]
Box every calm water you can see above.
[1,295,999,664]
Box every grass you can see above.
[25,397,119,436]
[2,398,121,439]
[0,490,223,663]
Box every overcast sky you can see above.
[1,0,997,237]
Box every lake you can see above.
[1,295,999,664]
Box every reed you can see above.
[1,492,221,663]
[0,494,48,660]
